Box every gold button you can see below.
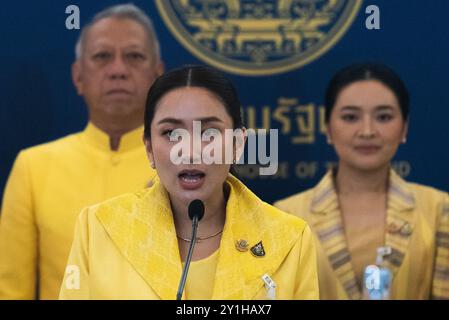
[111,155,121,166]
[399,223,413,236]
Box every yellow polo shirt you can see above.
[0,123,155,300]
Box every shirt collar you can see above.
[81,122,144,153]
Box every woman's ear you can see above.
[143,136,155,168]
[402,121,409,144]
[326,127,333,145]
[233,127,247,164]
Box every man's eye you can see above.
[127,52,146,61]
[93,52,112,60]
[341,114,358,122]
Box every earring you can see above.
[327,137,332,144]
[402,137,407,143]
[150,162,155,169]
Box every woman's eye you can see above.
[377,114,393,122]
[162,129,175,139]
[341,114,358,122]
[202,129,219,138]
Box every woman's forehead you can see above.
[335,80,400,109]
[153,87,232,123]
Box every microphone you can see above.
[176,199,204,300]
[188,199,205,221]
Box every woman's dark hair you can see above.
[324,62,410,123]
[144,65,244,138]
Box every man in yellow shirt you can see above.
[0,4,163,299]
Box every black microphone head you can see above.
[188,199,204,222]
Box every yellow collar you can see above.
[96,174,306,299]
[81,122,144,153]
[388,169,416,211]
[311,168,416,214]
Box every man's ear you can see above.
[72,61,83,96]
[155,60,165,78]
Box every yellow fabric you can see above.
[185,250,219,300]
[275,169,449,300]
[59,174,319,300]
[0,123,156,300]
[432,199,449,299]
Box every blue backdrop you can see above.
[1,0,448,205]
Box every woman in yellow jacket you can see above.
[59,66,319,300]
[275,63,449,300]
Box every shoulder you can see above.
[6,133,81,181]
[228,174,309,232]
[228,174,311,242]
[406,181,449,206]
[18,132,82,163]
[75,189,151,235]
[273,187,315,217]
[82,189,149,219]
[261,201,309,234]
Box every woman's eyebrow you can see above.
[156,117,183,125]
[375,105,395,111]
[156,116,224,125]
[196,116,224,123]
[340,105,361,112]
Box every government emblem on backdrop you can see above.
[156,0,362,76]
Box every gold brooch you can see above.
[235,239,249,252]
[387,222,401,234]
[399,222,413,236]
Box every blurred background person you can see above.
[59,65,318,300]
[275,63,449,299]
[0,4,164,299]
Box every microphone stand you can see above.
[176,214,199,300]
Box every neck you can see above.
[171,186,227,239]
[335,162,390,195]
[90,118,142,151]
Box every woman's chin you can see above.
[348,159,391,172]
[177,188,208,204]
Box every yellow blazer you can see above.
[275,169,449,300]
[433,195,449,299]
[0,123,156,299]
[59,175,319,300]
